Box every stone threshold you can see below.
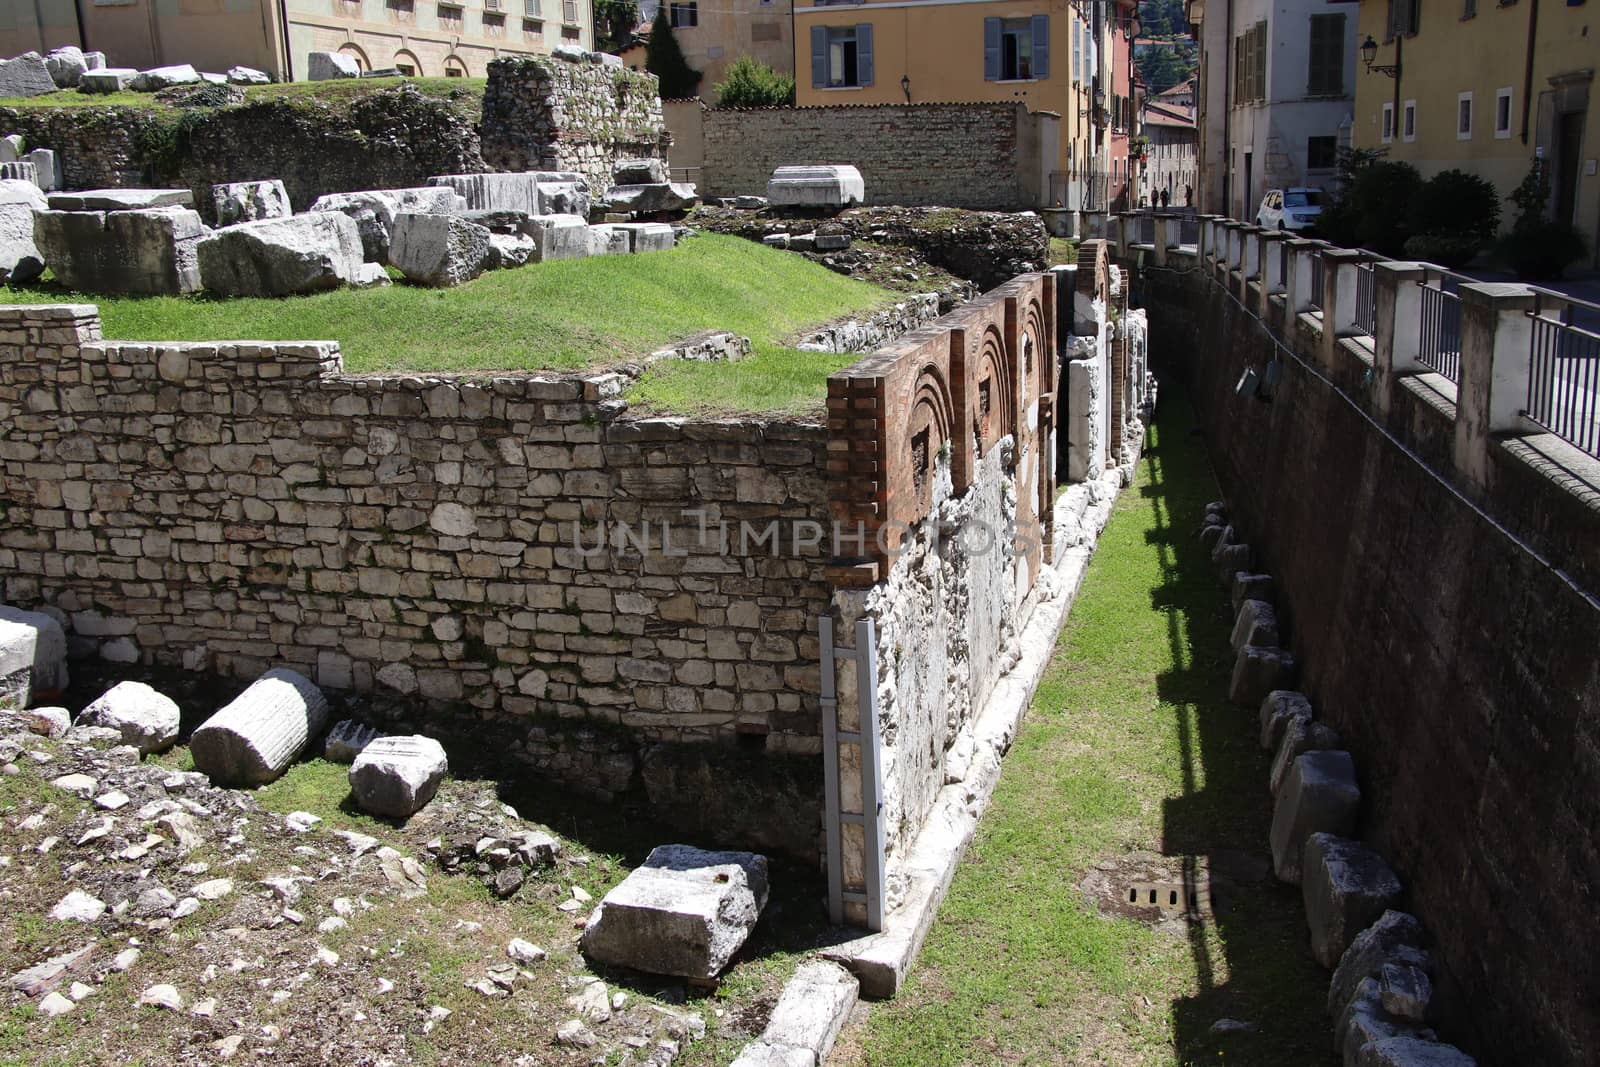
[816,460,1136,999]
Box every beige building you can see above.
[625,0,794,93]
[1352,0,1598,263]
[0,0,591,82]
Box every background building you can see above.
[1186,0,1355,218]
[0,0,590,82]
[791,0,1102,218]
[627,0,794,94]
[1143,98,1198,205]
[1352,0,1598,264]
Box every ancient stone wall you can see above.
[826,275,1058,868]
[1142,264,1600,1067]
[0,86,485,210]
[0,303,829,857]
[691,103,1048,210]
[481,56,666,199]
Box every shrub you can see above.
[1499,221,1588,280]
[1401,233,1483,269]
[1410,169,1500,245]
[1496,162,1588,280]
[713,56,794,108]
[1345,161,1423,255]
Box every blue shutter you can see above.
[984,17,1001,81]
[811,25,827,88]
[857,23,874,86]
[1032,14,1049,79]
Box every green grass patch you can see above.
[841,384,1333,1067]
[1,234,890,413]
[1050,236,1080,265]
[0,77,483,112]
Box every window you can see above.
[1495,86,1513,137]
[484,0,500,8]
[669,1,696,27]
[524,0,539,13]
[1457,91,1473,139]
[1285,189,1323,207]
[1381,101,1395,143]
[1385,0,1419,39]
[1403,99,1416,141]
[1307,14,1345,95]
[562,0,576,21]
[386,0,414,16]
[1072,18,1082,81]
[523,16,542,33]
[439,3,462,27]
[985,16,1049,81]
[1463,0,1476,17]
[810,24,874,88]
[396,63,415,74]
[482,9,505,33]
[1235,20,1267,103]
[561,23,579,38]
[1307,135,1337,170]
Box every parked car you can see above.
[1256,188,1324,232]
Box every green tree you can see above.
[713,55,795,108]
[593,0,640,53]
[645,9,703,99]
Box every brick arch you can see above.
[1023,296,1049,393]
[973,324,1016,458]
[907,363,955,515]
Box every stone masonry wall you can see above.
[1143,265,1600,1067]
[695,103,1041,210]
[0,85,486,210]
[481,56,666,199]
[0,304,829,857]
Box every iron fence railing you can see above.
[1526,292,1600,460]
[1275,241,1289,292]
[1309,255,1325,312]
[1178,217,1200,247]
[1417,270,1464,383]
[1137,215,1155,245]
[1355,260,1377,337]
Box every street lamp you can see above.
[901,73,911,103]
[1360,36,1400,78]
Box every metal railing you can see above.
[1417,269,1464,382]
[1309,255,1325,312]
[1137,214,1156,245]
[1178,217,1200,247]
[1355,260,1377,337]
[1526,292,1600,460]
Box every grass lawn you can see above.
[0,234,894,414]
[0,77,484,111]
[835,385,1335,1067]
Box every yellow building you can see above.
[792,0,1113,212]
[625,0,795,92]
[1352,0,1598,266]
[0,0,591,82]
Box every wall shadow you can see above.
[1137,383,1337,1066]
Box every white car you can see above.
[1256,188,1324,232]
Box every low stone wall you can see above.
[1140,258,1600,1067]
[677,103,1053,210]
[0,303,829,857]
[481,56,667,200]
[793,294,939,354]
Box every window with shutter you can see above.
[1253,21,1266,101]
[1307,13,1344,95]
[814,25,869,87]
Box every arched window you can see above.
[394,49,422,76]
[443,54,468,77]
[337,43,371,72]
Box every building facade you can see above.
[1186,0,1357,218]
[1352,0,1599,265]
[791,0,1114,217]
[0,0,590,82]
[1107,0,1144,211]
[1143,99,1199,205]
[630,0,794,94]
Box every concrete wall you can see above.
[687,102,1056,209]
[1140,250,1600,1067]
[0,303,831,858]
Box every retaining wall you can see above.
[0,303,828,857]
[668,102,1055,210]
[1141,258,1600,1067]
